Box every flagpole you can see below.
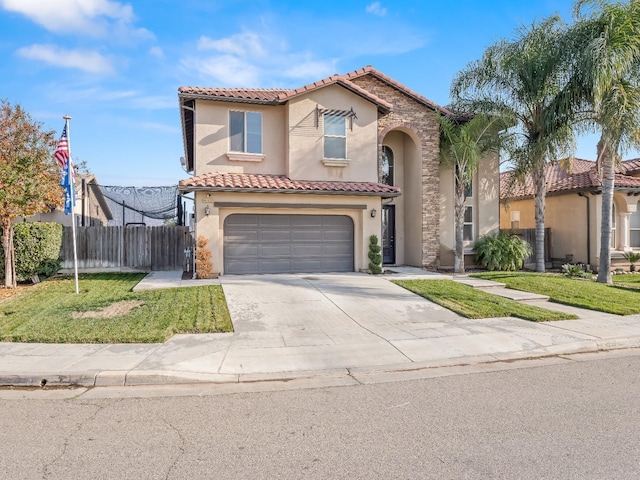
[64,115,80,295]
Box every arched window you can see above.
[631,201,640,248]
[381,146,394,186]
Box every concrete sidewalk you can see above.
[1,268,640,388]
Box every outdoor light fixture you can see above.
[204,205,211,216]
[370,208,377,218]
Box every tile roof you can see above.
[177,87,289,103]
[179,173,401,197]
[178,66,447,115]
[501,158,640,199]
[342,66,456,116]
[620,158,640,175]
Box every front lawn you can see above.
[472,271,640,315]
[0,273,233,343]
[613,274,640,289]
[393,279,577,322]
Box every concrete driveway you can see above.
[212,272,599,374]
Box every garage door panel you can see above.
[224,214,354,274]
[260,216,292,227]
[226,245,259,256]
[260,230,291,242]
[292,244,323,256]
[292,230,323,241]
[260,245,292,256]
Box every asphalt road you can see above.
[1,350,639,480]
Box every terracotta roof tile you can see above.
[620,158,640,175]
[179,173,401,197]
[501,157,640,200]
[178,87,289,103]
[342,65,455,116]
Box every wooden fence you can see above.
[503,228,552,264]
[62,226,192,271]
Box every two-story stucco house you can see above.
[178,66,499,275]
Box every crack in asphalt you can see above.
[161,418,187,480]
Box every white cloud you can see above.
[183,30,338,87]
[197,32,266,57]
[181,54,261,86]
[0,0,151,39]
[149,46,164,59]
[366,2,387,17]
[17,44,114,74]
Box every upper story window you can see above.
[230,111,262,154]
[381,146,394,185]
[324,113,346,159]
[455,164,473,198]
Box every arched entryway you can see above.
[380,128,423,266]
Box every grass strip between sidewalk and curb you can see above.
[471,271,640,316]
[393,279,577,322]
[0,273,233,343]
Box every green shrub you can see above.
[474,231,532,271]
[368,234,382,274]
[561,263,593,279]
[1,222,63,282]
[623,251,640,271]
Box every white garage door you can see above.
[224,214,354,274]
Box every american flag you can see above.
[54,125,69,167]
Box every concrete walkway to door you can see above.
[2,268,640,387]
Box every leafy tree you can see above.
[572,0,640,284]
[451,17,580,273]
[0,100,63,288]
[439,113,505,273]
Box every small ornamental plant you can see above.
[368,234,383,274]
[195,235,214,279]
[623,251,640,272]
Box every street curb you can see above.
[2,337,640,389]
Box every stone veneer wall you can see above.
[350,74,441,268]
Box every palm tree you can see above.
[572,0,640,284]
[438,113,504,273]
[451,17,579,272]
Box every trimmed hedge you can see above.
[1,222,63,282]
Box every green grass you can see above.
[393,279,577,322]
[472,271,640,316]
[0,273,233,343]
[613,274,640,288]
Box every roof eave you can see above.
[178,185,401,198]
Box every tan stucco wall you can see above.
[500,194,592,264]
[193,99,286,176]
[195,191,382,274]
[286,84,378,183]
[438,152,500,269]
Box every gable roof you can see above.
[501,158,640,200]
[179,173,401,198]
[178,75,392,113]
[342,66,455,116]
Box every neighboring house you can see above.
[178,66,500,275]
[26,173,114,227]
[500,158,640,269]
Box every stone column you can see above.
[619,212,630,250]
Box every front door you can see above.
[382,205,396,265]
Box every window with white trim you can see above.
[230,111,262,154]
[324,113,346,159]
[381,145,394,185]
[631,201,640,248]
[463,206,474,243]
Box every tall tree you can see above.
[451,17,579,272]
[572,0,640,284]
[0,100,63,288]
[439,113,505,273]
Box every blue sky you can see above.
[0,0,629,186]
